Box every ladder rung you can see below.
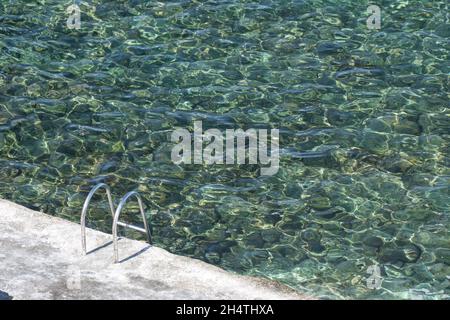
[117,221,146,233]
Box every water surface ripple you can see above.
[0,0,449,299]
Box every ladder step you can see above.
[117,221,146,233]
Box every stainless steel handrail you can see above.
[80,183,115,255]
[112,191,152,263]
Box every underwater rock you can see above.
[363,236,384,248]
[244,232,265,248]
[360,131,389,155]
[261,229,282,243]
[379,249,408,264]
[307,241,326,254]
[402,245,422,263]
[380,245,422,264]
[314,208,340,219]
[300,229,321,242]
[309,197,332,210]
[435,249,450,265]
[380,156,413,173]
[316,42,344,56]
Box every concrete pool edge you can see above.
[0,199,312,300]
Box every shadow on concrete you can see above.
[86,238,151,263]
[86,240,114,255]
[119,245,152,263]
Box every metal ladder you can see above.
[80,183,152,263]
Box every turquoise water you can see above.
[0,0,449,299]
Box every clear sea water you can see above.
[0,0,449,299]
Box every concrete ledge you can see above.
[0,199,310,300]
